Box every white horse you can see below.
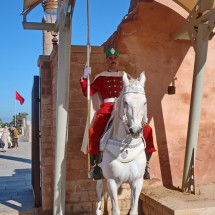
[96,72,148,215]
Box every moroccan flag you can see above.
[15,91,25,105]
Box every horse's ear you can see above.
[139,72,146,86]
[123,72,130,86]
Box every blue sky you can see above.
[0,0,130,123]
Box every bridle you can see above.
[119,80,147,135]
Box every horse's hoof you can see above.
[96,209,102,215]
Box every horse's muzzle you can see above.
[129,127,142,138]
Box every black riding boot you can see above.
[89,154,103,180]
[144,161,150,179]
[144,153,152,179]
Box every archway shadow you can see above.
[143,25,191,188]
[0,168,35,212]
[0,154,31,164]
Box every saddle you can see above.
[100,113,114,152]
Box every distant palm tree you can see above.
[11,112,29,130]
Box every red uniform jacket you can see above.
[80,75,123,114]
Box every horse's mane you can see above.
[113,75,143,116]
[113,74,144,112]
[114,90,123,111]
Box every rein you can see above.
[118,106,130,134]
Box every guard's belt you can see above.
[104,98,116,103]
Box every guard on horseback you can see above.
[80,48,156,180]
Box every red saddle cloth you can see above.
[143,125,156,153]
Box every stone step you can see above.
[140,182,215,215]
[0,209,38,215]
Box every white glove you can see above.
[83,66,91,78]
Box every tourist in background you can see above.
[10,127,15,148]
[13,126,19,149]
[1,126,10,152]
[7,134,13,148]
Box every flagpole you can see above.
[14,90,16,126]
[86,0,91,173]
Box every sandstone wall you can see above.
[104,1,215,187]
[38,53,55,213]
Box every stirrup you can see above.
[88,164,103,180]
[93,165,103,180]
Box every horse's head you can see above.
[122,72,148,138]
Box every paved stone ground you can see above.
[0,136,38,215]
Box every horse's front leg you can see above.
[130,178,143,215]
[96,179,103,215]
[107,179,120,215]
